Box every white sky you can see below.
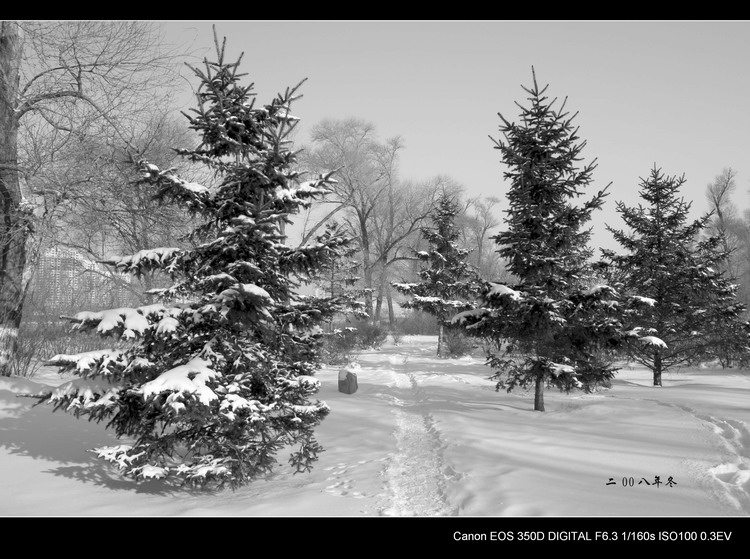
[162,20,750,253]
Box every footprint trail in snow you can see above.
[700,414,750,513]
[671,402,750,514]
[378,353,458,516]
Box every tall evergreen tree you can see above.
[39,35,350,488]
[454,69,653,411]
[394,192,480,356]
[602,166,750,385]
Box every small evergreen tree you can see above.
[41,34,350,488]
[602,166,750,385]
[394,192,481,356]
[454,69,653,411]
[307,220,367,329]
[307,221,368,365]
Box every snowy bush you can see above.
[13,321,130,378]
[390,330,403,345]
[397,310,439,336]
[441,327,473,358]
[320,327,359,366]
[353,321,388,349]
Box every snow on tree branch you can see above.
[137,356,218,407]
[100,247,183,277]
[42,30,351,488]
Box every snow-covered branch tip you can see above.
[486,283,523,301]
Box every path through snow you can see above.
[622,390,750,515]
[686,407,750,514]
[372,347,459,516]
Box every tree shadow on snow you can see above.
[0,394,190,496]
[41,463,209,496]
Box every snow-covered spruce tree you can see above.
[394,192,481,356]
[601,166,750,385]
[40,37,350,488]
[452,69,654,412]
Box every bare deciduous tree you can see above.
[704,168,750,306]
[299,118,399,321]
[41,110,201,303]
[369,175,459,326]
[300,118,462,326]
[0,20,186,375]
[458,195,508,281]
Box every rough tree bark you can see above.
[534,375,545,412]
[653,351,662,387]
[0,22,26,375]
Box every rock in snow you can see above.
[338,363,359,394]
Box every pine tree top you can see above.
[605,166,710,255]
[491,68,610,293]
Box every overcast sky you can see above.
[162,20,750,252]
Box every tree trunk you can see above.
[374,281,383,326]
[437,322,444,357]
[386,284,395,329]
[653,351,662,387]
[476,237,484,275]
[359,213,374,323]
[363,265,373,322]
[328,259,336,333]
[0,22,25,376]
[534,375,545,411]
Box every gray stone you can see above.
[338,366,359,394]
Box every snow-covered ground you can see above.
[1,335,749,519]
